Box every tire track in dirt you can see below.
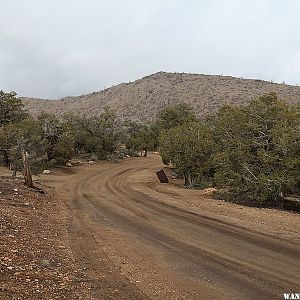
[67,167,150,300]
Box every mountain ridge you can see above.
[21,72,300,122]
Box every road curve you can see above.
[63,155,300,300]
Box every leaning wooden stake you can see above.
[22,150,33,188]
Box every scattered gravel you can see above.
[0,177,91,299]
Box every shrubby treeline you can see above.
[159,93,300,206]
[1,90,299,206]
[0,91,128,176]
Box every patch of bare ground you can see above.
[0,176,92,299]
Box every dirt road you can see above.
[45,154,300,300]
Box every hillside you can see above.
[21,72,300,122]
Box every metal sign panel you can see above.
[156,169,169,183]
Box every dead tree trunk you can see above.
[22,150,33,188]
[3,149,9,167]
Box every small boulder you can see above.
[203,188,217,196]
[43,170,51,174]
[66,162,73,167]
[88,160,95,164]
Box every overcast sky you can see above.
[1,0,300,99]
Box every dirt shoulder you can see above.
[0,176,92,300]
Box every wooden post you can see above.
[21,150,33,188]
[3,149,9,167]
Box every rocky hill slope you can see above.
[21,72,300,122]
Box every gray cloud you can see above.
[1,0,300,98]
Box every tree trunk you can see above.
[3,150,9,167]
[12,164,17,178]
[187,173,192,187]
[183,171,192,187]
[143,149,148,157]
[183,172,188,186]
[22,150,33,188]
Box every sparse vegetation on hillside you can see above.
[21,72,300,122]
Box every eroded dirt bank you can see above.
[40,154,300,300]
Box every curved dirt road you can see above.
[48,154,300,300]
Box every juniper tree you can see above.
[160,122,215,186]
